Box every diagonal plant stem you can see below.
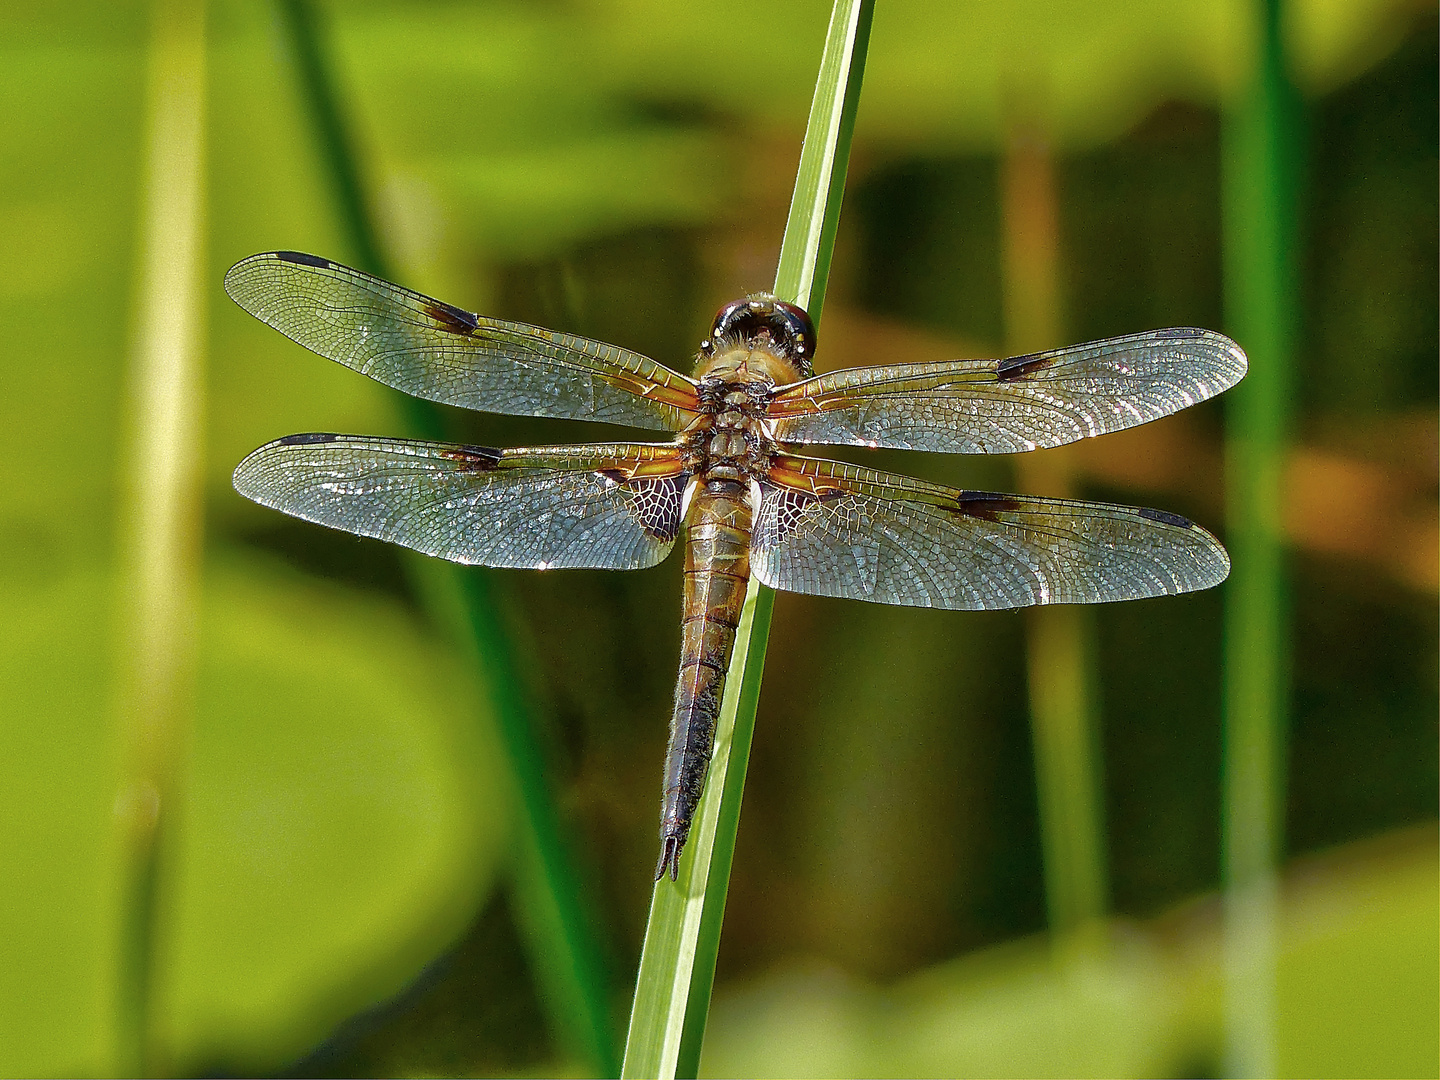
[621,3,874,1078]
[272,2,618,1074]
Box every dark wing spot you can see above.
[1138,505,1193,528]
[274,251,332,269]
[279,432,340,446]
[954,490,1025,521]
[1165,327,1205,339]
[439,444,503,471]
[995,351,1056,382]
[597,468,629,484]
[423,300,480,334]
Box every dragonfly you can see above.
[227,250,1247,881]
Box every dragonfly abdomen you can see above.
[656,477,753,881]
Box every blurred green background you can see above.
[1,0,1435,1076]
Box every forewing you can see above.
[233,434,688,570]
[752,455,1229,609]
[768,328,1247,454]
[224,251,701,430]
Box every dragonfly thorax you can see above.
[694,343,804,387]
[682,369,780,485]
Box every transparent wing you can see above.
[752,455,1229,609]
[224,251,701,430]
[233,434,689,570]
[767,328,1247,454]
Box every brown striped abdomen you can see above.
[655,477,753,880]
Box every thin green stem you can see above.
[621,3,873,1078]
[114,0,207,1073]
[999,124,1109,955]
[272,2,618,1073]
[773,0,875,316]
[1220,0,1299,1075]
[1025,604,1108,949]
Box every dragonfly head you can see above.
[698,295,817,381]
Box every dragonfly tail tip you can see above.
[655,836,682,881]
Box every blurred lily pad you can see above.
[166,551,511,1072]
[700,826,1439,1078]
[0,547,510,1075]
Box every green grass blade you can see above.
[621,3,874,1078]
[113,0,207,1072]
[774,0,875,316]
[273,3,619,1073]
[1220,0,1299,1075]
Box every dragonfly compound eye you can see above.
[708,295,818,376]
[769,299,817,370]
